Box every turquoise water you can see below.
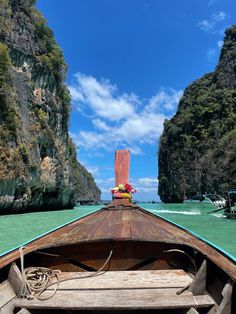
[142,203,236,260]
[0,206,101,256]
[0,203,236,260]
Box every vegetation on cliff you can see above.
[0,0,100,212]
[0,42,17,138]
[158,25,236,203]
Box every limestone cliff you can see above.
[158,25,236,203]
[0,0,100,212]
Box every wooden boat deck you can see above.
[10,267,214,311]
[14,289,214,311]
[1,204,235,281]
[40,269,194,290]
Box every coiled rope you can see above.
[19,246,113,300]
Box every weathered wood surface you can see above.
[14,288,214,310]
[0,302,15,314]
[0,206,236,282]
[217,281,233,314]
[0,280,15,308]
[8,263,22,297]
[48,269,193,290]
[115,149,130,186]
[188,260,206,295]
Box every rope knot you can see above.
[19,246,113,300]
[20,247,61,300]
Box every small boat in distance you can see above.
[184,193,226,209]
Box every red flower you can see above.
[124,183,130,192]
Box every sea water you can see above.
[0,205,101,256]
[141,202,236,260]
[0,203,235,260]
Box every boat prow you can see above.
[1,200,236,313]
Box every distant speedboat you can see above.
[184,194,226,209]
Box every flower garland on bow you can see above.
[111,183,137,200]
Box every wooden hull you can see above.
[1,202,236,313]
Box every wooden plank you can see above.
[48,269,193,290]
[188,260,207,295]
[8,263,22,297]
[217,280,233,314]
[0,280,15,307]
[14,288,215,310]
[0,302,15,314]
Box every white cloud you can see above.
[137,177,158,186]
[129,176,158,197]
[145,88,183,113]
[70,73,136,121]
[68,86,84,102]
[114,113,165,141]
[69,73,183,155]
[94,175,158,200]
[217,40,224,48]
[198,20,213,32]
[92,119,110,131]
[96,177,114,185]
[197,11,227,33]
[135,187,157,193]
[127,146,143,155]
[213,11,226,22]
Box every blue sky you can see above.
[37,0,236,201]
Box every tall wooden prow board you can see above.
[115,149,130,186]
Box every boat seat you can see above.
[45,269,194,290]
[12,270,215,311]
[14,289,215,310]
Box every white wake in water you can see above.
[151,209,201,215]
[212,213,225,218]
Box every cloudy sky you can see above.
[37,0,236,201]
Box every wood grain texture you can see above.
[0,280,15,307]
[115,150,130,186]
[0,302,15,314]
[8,263,22,297]
[47,269,193,290]
[14,288,215,310]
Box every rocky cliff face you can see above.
[158,25,236,203]
[0,0,100,213]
